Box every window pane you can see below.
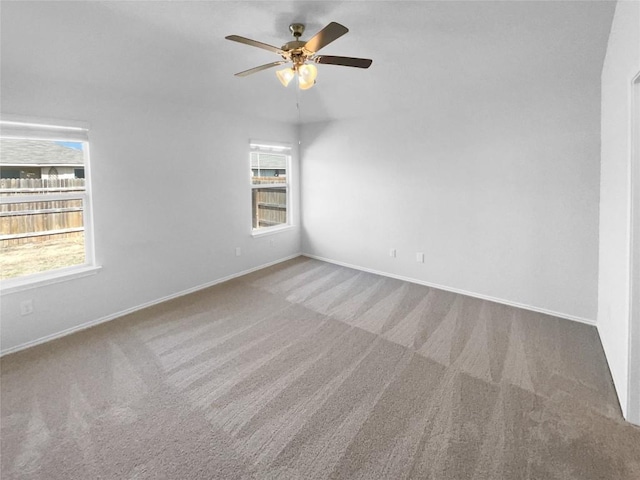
[251,152,287,185]
[252,187,287,229]
[0,199,85,279]
[0,139,86,197]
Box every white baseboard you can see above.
[303,253,596,327]
[0,253,302,357]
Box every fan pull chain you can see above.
[296,77,302,125]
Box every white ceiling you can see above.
[1,1,615,124]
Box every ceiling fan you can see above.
[225,22,372,90]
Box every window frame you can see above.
[0,115,99,294]
[249,141,293,236]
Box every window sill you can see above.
[1,264,102,295]
[251,224,295,238]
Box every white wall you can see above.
[0,75,300,353]
[301,46,602,324]
[598,0,640,419]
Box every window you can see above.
[0,117,95,285]
[250,142,291,233]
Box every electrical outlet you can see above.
[389,248,396,258]
[416,252,425,263]
[235,247,242,257]
[20,300,34,316]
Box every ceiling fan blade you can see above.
[304,22,349,53]
[225,35,283,55]
[314,56,373,69]
[234,61,286,77]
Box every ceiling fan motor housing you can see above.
[282,24,310,66]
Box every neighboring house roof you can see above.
[250,152,286,170]
[0,139,84,166]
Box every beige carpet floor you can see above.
[1,256,639,479]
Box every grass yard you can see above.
[0,235,85,280]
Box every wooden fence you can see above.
[1,178,86,246]
[0,177,85,195]
[252,176,287,228]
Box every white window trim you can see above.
[0,265,102,295]
[251,224,295,237]
[0,116,99,293]
[250,141,293,236]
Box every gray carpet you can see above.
[1,256,639,479]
